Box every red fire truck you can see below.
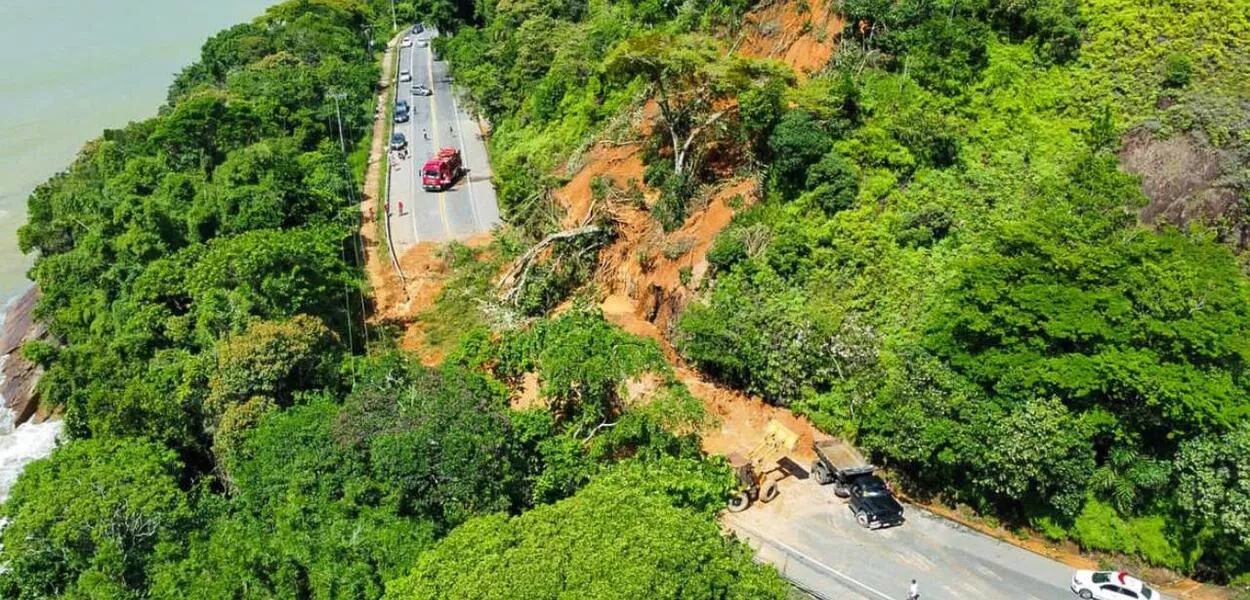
[421,148,464,192]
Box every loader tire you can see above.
[760,480,780,503]
[727,491,751,512]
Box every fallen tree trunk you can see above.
[497,225,602,303]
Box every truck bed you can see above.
[813,439,873,473]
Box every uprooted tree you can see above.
[604,33,792,178]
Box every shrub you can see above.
[1163,52,1194,88]
[806,150,859,215]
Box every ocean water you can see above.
[0,0,277,305]
[0,0,277,500]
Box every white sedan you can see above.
[1071,570,1160,600]
[401,36,412,47]
[399,70,412,83]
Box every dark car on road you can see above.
[390,132,407,151]
[846,475,905,529]
[394,99,410,123]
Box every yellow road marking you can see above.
[426,42,451,238]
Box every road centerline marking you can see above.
[425,39,452,239]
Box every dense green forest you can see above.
[4,0,788,598]
[9,0,1250,597]
[434,0,1250,586]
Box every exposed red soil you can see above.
[392,233,494,365]
[550,137,826,463]
[555,143,648,228]
[598,293,826,464]
[737,0,844,78]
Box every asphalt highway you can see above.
[726,478,1078,599]
[387,26,500,249]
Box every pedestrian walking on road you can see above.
[398,200,405,216]
[907,579,919,600]
[422,128,428,141]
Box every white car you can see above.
[399,70,412,83]
[401,36,412,47]
[417,40,428,48]
[1071,570,1159,600]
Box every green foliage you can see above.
[1072,498,1193,570]
[680,0,1250,580]
[152,398,437,599]
[0,439,194,598]
[679,274,878,404]
[496,310,709,506]
[20,0,379,456]
[1163,52,1194,89]
[499,309,670,427]
[739,77,787,155]
[1175,426,1250,573]
[805,150,859,215]
[333,356,519,529]
[767,110,832,199]
[385,460,787,600]
[928,155,1250,437]
[205,315,339,420]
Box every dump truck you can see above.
[812,439,904,529]
[727,420,800,512]
[421,147,464,191]
[811,439,874,492]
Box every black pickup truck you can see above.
[812,439,905,529]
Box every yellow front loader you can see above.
[726,419,799,512]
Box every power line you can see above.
[329,91,373,355]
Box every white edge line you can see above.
[450,91,480,232]
[407,41,420,245]
[728,519,895,600]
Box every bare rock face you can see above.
[1,287,49,426]
[1120,129,1246,246]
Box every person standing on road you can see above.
[908,579,919,600]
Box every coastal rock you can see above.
[1,286,49,426]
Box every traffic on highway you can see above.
[385,25,500,250]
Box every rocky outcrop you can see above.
[1,286,50,426]
[1121,128,1248,247]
